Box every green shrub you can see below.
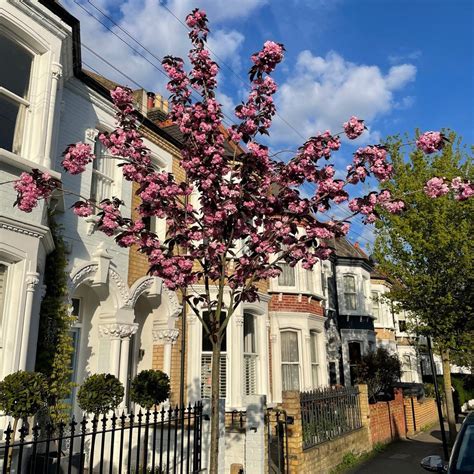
[77,374,124,415]
[130,370,170,409]
[0,371,47,420]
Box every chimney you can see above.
[354,242,360,249]
[147,92,155,110]
[154,94,162,110]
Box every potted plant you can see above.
[0,371,47,473]
[77,373,124,416]
[130,370,170,410]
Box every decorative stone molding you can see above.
[85,128,99,143]
[25,272,40,292]
[270,334,277,343]
[153,329,179,344]
[98,323,138,339]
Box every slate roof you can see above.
[328,237,369,260]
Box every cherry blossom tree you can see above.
[11,9,473,473]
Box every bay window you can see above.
[343,275,357,310]
[281,330,300,391]
[0,34,32,155]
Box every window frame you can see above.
[0,262,9,342]
[343,274,357,311]
[280,329,301,391]
[277,262,297,288]
[371,291,380,320]
[243,312,258,396]
[0,31,34,155]
[90,137,117,204]
[310,331,320,388]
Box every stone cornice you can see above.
[0,215,54,253]
[98,323,138,339]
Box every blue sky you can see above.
[63,0,473,249]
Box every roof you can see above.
[83,70,122,92]
[329,237,369,260]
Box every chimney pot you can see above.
[147,92,156,110]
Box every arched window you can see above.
[0,33,33,154]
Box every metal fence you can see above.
[1,402,203,473]
[300,386,362,450]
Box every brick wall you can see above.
[404,397,438,435]
[281,386,372,474]
[369,389,406,445]
[269,294,324,315]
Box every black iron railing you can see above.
[1,402,202,473]
[300,387,362,449]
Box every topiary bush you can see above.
[130,370,170,409]
[77,374,124,416]
[0,371,47,421]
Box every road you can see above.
[350,425,446,474]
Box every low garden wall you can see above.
[404,396,438,435]
[369,388,406,445]
[281,385,372,474]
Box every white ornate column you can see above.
[99,323,138,394]
[153,329,179,377]
[19,272,40,370]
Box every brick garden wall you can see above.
[404,397,438,435]
[281,386,372,474]
[369,389,406,445]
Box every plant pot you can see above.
[31,452,84,474]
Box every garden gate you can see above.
[266,408,289,474]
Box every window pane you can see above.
[0,96,26,153]
[282,364,299,391]
[243,313,255,353]
[310,332,318,363]
[348,342,362,364]
[344,275,356,293]
[281,331,299,362]
[312,364,319,387]
[345,293,356,310]
[278,263,295,287]
[0,35,32,98]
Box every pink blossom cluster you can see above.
[424,177,474,201]
[416,131,445,154]
[343,116,365,140]
[251,41,284,74]
[72,201,93,217]
[61,143,95,175]
[347,146,393,183]
[110,87,135,115]
[14,169,57,212]
[97,198,124,236]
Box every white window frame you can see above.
[310,331,320,388]
[243,312,258,396]
[91,137,116,204]
[0,31,33,156]
[66,297,83,407]
[343,274,357,311]
[371,291,380,320]
[277,262,297,288]
[280,329,301,391]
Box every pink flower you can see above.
[62,143,94,175]
[424,177,449,198]
[14,170,57,212]
[416,131,445,154]
[72,201,94,217]
[343,116,365,139]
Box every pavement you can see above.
[350,425,446,474]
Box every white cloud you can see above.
[271,50,417,145]
[62,0,265,93]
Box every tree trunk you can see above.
[441,349,457,444]
[209,340,221,474]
